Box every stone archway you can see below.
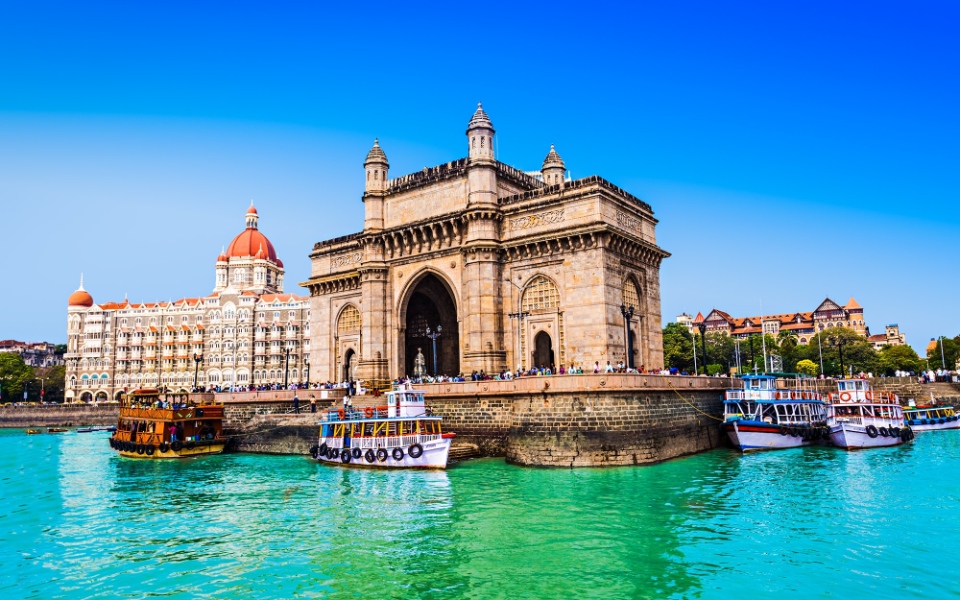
[81,391,93,402]
[342,348,357,382]
[401,273,459,377]
[533,331,554,369]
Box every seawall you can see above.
[0,404,118,428]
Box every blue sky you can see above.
[1,1,957,357]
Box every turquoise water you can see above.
[1,430,958,600]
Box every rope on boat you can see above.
[666,381,724,422]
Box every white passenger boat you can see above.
[826,379,914,449]
[312,388,455,469]
[723,374,828,451]
[903,405,960,432]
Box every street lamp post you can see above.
[619,304,635,370]
[193,353,203,391]
[283,346,290,389]
[830,334,847,378]
[425,326,442,376]
[304,358,310,388]
[940,336,947,370]
[504,278,529,371]
[697,322,708,375]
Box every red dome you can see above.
[68,289,94,307]
[247,205,258,215]
[226,228,278,262]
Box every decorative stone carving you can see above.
[331,252,362,271]
[616,210,640,232]
[510,209,564,230]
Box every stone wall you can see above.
[0,404,118,428]
[225,413,321,455]
[416,374,728,467]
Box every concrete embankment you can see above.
[0,404,119,428]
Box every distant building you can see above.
[64,206,310,402]
[0,340,63,367]
[868,324,906,350]
[681,297,872,345]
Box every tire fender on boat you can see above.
[408,443,424,459]
[352,447,362,459]
[171,440,184,452]
[392,447,405,461]
[135,444,145,455]
[365,449,376,463]
[865,425,879,438]
[309,444,319,458]
[779,425,788,436]
[878,427,889,437]
[159,442,170,453]
[376,448,388,462]
[145,445,155,456]
[340,449,351,463]
[318,442,328,456]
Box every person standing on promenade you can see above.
[293,394,300,414]
[310,397,317,413]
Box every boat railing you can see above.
[322,434,440,450]
[827,391,898,403]
[324,406,435,422]
[119,405,223,420]
[726,390,821,401]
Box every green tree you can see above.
[878,345,923,375]
[805,327,881,376]
[0,353,35,403]
[662,322,694,372]
[35,365,66,403]
[927,336,960,371]
[796,359,818,376]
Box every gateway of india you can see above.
[303,104,670,384]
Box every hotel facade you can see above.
[64,207,310,402]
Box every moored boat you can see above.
[313,388,454,469]
[108,389,227,459]
[47,427,69,433]
[26,429,42,435]
[723,374,828,451]
[904,405,960,432]
[826,379,913,449]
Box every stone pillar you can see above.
[356,240,390,386]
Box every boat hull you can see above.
[828,422,907,449]
[725,421,825,452]
[906,419,960,432]
[111,438,226,459]
[316,437,452,469]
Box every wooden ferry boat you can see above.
[108,388,227,459]
[904,405,960,432]
[723,374,828,451]
[313,388,454,469]
[826,379,914,449]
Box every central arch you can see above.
[533,331,554,369]
[400,272,460,377]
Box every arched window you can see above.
[337,305,361,336]
[623,278,640,311]
[521,276,560,312]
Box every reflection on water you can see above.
[1,428,959,599]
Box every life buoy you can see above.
[865,391,874,400]
[337,409,345,420]
[171,440,183,452]
[318,442,328,456]
[865,425,879,438]
[774,392,781,400]
[340,449,351,463]
[840,392,852,401]
[365,449,376,463]
[159,442,169,453]
[878,427,889,437]
[364,407,374,418]
[135,444,145,455]
[408,443,424,459]
[376,448,388,462]
[392,447,405,461]
[145,445,155,456]
[352,447,362,459]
